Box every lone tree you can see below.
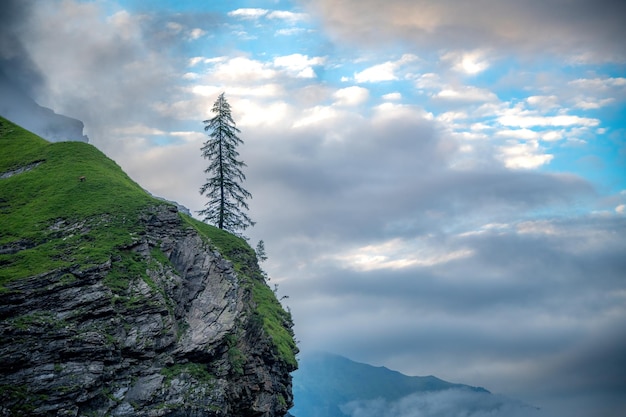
[198,92,254,234]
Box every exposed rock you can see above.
[0,160,45,179]
[0,205,297,416]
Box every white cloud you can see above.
[332,238,473,271]
[273,54,326,78]
[372,102,434,123]
[112,124,166,136]
[188,28,206,40]
[470,122,492,131]
[435,85,498,102]
[234,99,291,127]
[232,30,257,40]
[496,128,538,140]
[276,28,307,36]
[516,220,559,235]
[442,50,491,75]
[569,77,626,91]
[188,57,226,67]
[181,84,286,124]
[107,10,136,41]
[190,85,221,97]
[382,92,402,101]
[208,56,277,82]
[228,8,268,19]
[541,130,564,142]
[498,108,600,128]
[166,21,183,33]
[188,57,205,67]
[354,54,418,83]
[355,61,399,83]
[437,111,468,123]
[292,105,340,128]
[573,97,614,109]
[228,8,308,23]
[334,86,370,106]
[168,131,205,143]
[526,95,560,109]
[498,140,553,169]
[227,84,284,98]
[341,389,542,417]
[416,73,443,90]
[267,10,308,22]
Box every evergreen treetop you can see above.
[198,93,254,235]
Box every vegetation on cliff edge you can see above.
[182,215,298,368]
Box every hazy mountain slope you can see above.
[0,71,88,143]
[291,352,489,417]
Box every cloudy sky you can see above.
[2,0,626,416]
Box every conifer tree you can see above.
[255,240,268,263]
[198,93,254,234]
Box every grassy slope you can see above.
[0,116,154,282]
[0,115,297,367]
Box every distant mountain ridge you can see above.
[0,71,89,143]
[291,352,489,417]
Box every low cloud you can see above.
[354,54,418,83]
[0,0,44,98]
[340,389,543,417]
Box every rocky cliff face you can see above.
[0,117,297,416]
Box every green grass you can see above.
[103,251,148,293]
[161,362,215,384]
[252,282,298,368]
[180,214,255,268]
[0,116,155,285]
[10,311,66,331]
[0,384,45,414]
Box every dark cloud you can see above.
[26,2,182,136]
[535,323,626,389]
[298,0,626,61]
[244,113,596,247]
[2,0,226,155]
[0,0,44,97]
[236,108,624,417]
[255,178,626,416]
[0,0,90,142]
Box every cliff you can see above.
[0,116,298,416]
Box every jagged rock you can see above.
[0,205,297,416]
